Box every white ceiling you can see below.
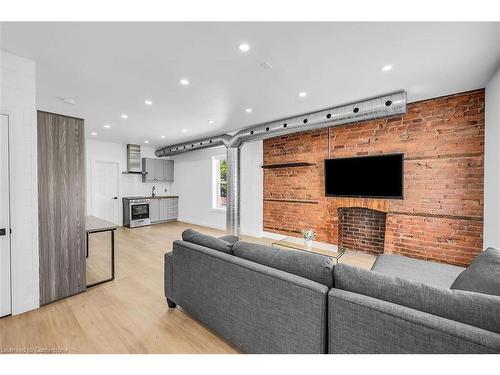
[2,22,500,148]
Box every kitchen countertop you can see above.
[149,195,179,199]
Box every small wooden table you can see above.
[85,215,118,288]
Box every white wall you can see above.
[170,141,263,236]
[484,66,500,249]
[0,51,39,315]
[86,139,172,225]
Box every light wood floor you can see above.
[0,222,375,354]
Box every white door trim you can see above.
[0,113,12,317]
[90,160,120,223]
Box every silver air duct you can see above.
[156,91,407,235]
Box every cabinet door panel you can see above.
[150,199,160,222]
[142,158,156,182]
[155,159,165,181]
[159,199,169,220]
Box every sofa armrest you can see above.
[328,288,500,354]
[164,251,174,301]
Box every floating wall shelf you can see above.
[261,162,316,169]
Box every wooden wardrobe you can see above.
[37,111,86,305]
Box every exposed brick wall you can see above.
[338,208,387,255]
[263,90,484,266]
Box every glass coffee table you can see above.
[272,236,346,264]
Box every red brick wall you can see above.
[338,208,387,255]
[263,90,484,266]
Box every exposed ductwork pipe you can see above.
[156,91,407,235]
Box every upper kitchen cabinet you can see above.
[142,158,174,182]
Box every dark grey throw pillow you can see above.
[450,247,500,296]
[181,229,233,254]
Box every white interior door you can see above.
[0,114,11,317]
[91,161,119,224]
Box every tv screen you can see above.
[324,154,404,199]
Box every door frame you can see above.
[0,113,12,318]
[90,160,120,224]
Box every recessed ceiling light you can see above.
[239,43,250,52]
[381,64,393,72]
[91,132,97,136]
[298,92,307,98]
[121,114,128,119]
[182,129,187,133]
[144,140,149,144]
[161,135,166,139]
[180,79,189,86]
[245,108,253,113]
[208,120,215,124]
[144,99,153,105]
[103,124,111,129]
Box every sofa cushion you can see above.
[371,254,465,288]
[181,229,233,254]
[451,248,500,296]
[334,264,500,334]
[232,241,335,288]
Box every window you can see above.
[213,155,227,210]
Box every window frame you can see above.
[212,154,227,211]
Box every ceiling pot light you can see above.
[144,140,149,144]
[245,108,253,113]
[298,92,307,98]
[208,120,215,124]
[182,129,187,133]
[103,124,111,129]
[91,132,97,136]
[121,114,128,119]
[180,79,189,85]
[144,100,153,105]
[239,43,250,52]
[161,135,166,139]
[381,64,393,72]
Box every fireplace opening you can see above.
[338,207,387,255]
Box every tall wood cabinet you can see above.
[37,111,86,305]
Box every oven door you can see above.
[130,203,150,220]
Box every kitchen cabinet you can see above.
[152,197,178,223]
[142,158,174,182]
[155,159,165,181]
[150,199,160,222]
[142,158,156,182]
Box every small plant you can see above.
[301,229,316,241]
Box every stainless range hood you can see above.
[122,144,144,174]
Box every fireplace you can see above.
[338,207,387,255]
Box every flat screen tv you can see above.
[324,153,404,199]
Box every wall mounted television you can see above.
[324,153,404,199]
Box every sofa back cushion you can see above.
[181,229,233,254]
[334,264,500,334]
[451,247,500,297]
[232,241,335,288]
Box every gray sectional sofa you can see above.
[164,229,500,354]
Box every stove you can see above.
[123,197,151,228]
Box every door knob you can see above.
[112,197,118,199]
[0,228,6,236]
